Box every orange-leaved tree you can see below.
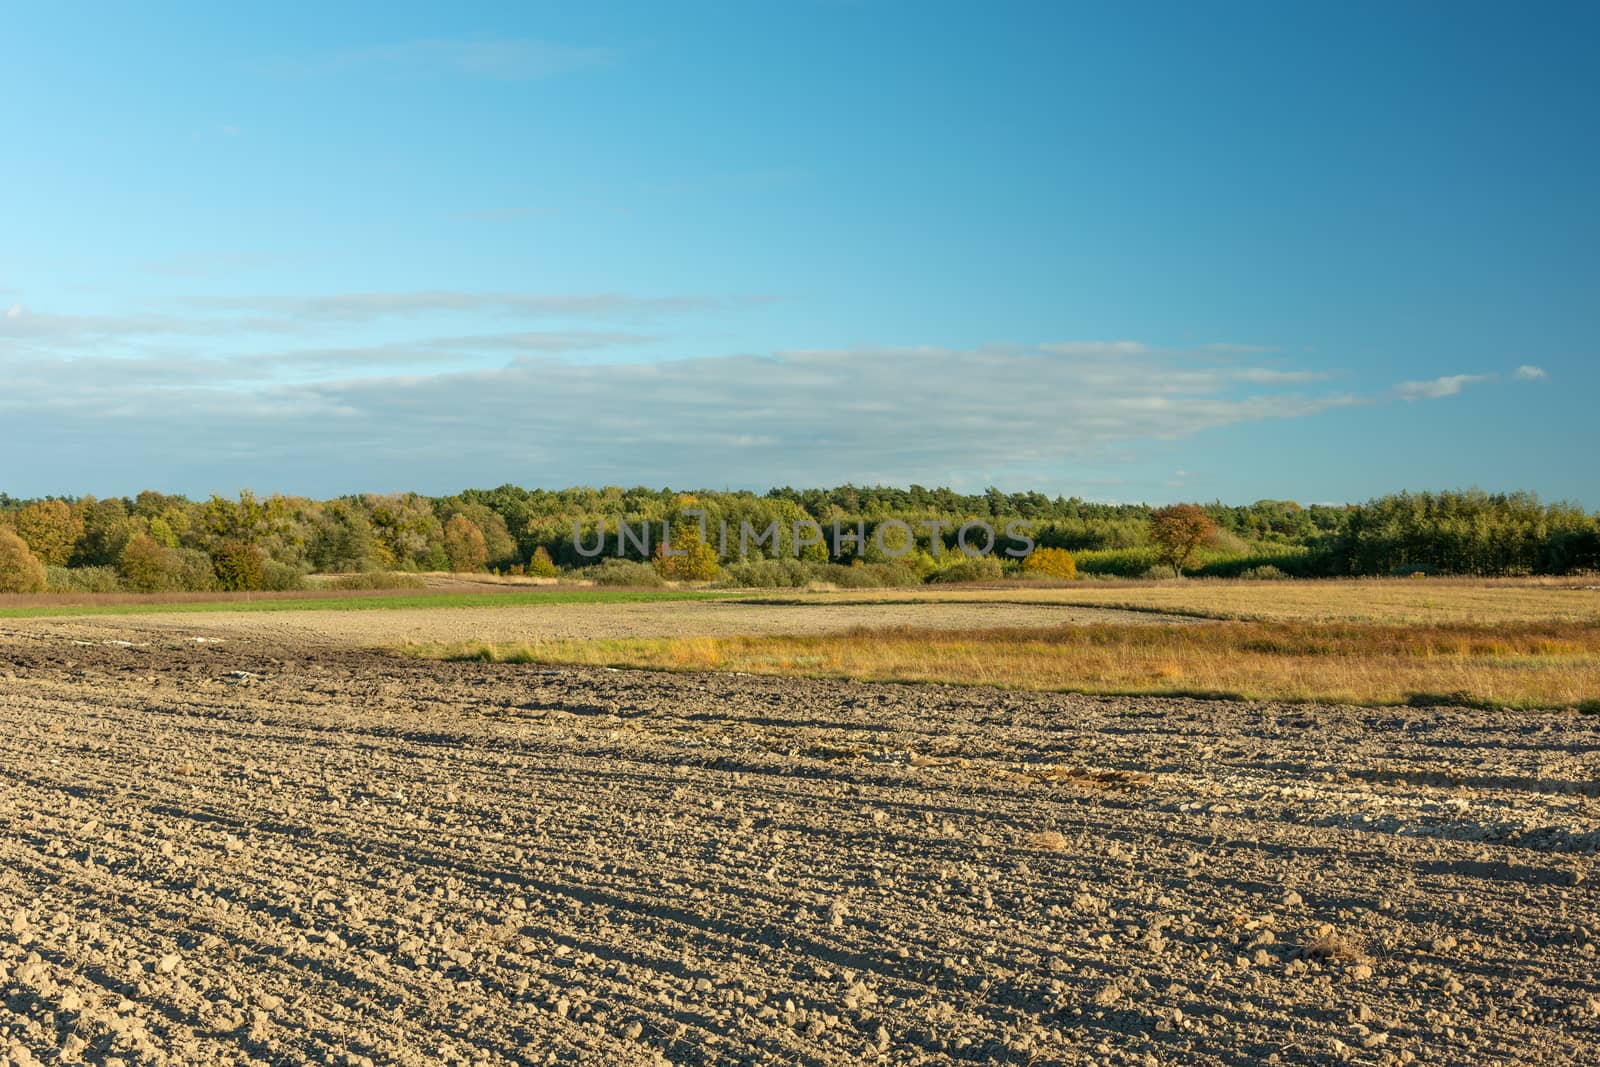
[442,515,489,573]
[1148,504,1217,578]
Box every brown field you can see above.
[748,577,1600,625]
[2,584,1597,1065]
[423,618,1600,710]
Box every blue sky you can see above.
[2,1,1595,505]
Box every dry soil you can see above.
[1,617,1597,1066]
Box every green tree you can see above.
[1149,504,1217,577]
[526,545,558,577]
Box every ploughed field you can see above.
[1,617,1598,1066]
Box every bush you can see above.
[46,565,123,593]
[587,559,665,587]
[169,549,219,591]
[927,554,1004,583]
[1022,546,1078,580]
[717,558,923,589]
[261,560,306,591]
[1074,547,1160,577]
[833,561,922,588]
[0,530,48,593]
[526,545,558,578]
[718,558,814,588]
[120,533,177,592]
[212,540,266,591]
[1238,565,1288,580]
[329,571,427,591]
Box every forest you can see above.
[1,484,1596,593]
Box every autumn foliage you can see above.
[1148,504,1218,577]
[0,530,47,593]
[1022,546,1078,579]
[653,523,721,581]
[442,515,489,573]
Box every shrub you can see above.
[120,533,179,592]
[212,540,266,591]
[927,555,1003,583]
[329,571,427,591]
[261,560,306,591]
[587,559,665,587]
[0,530,48,593]
[1238,565,1288,580]
[718,558,814,588]
[46,565,123,593]
[1022,546,1078,580]
[1074,547,1160,577]
[169,549,219,591]
[526,545,558,578]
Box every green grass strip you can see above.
[0,589,736,619]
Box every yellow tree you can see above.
[0,530,48,593]
[13,499,84,566]
[654,522,720,581]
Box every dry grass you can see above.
[746,578,1600,625]
[1009,765,1151,789]
[1026,831,1070,851]
[419,618,1600,710]
[1302,925,1369,963]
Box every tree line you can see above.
[0,485,1595,594]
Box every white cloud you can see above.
[1040,340,1148,356]
[1513,364,1548,381]
[1229,368,1329,385]
[0,339,1359,493]
[1393,374,1489,401]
